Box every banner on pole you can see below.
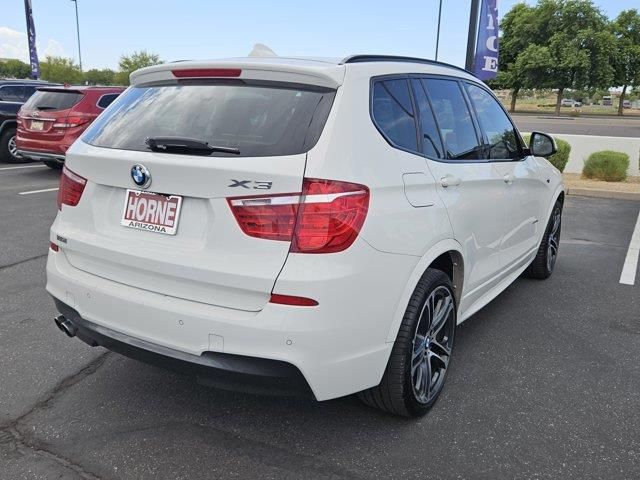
[473,0,499,81]
[24,0,40,79]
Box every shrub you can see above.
[582,151,630,182]
[522,134,571,172]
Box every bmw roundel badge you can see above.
[131,164,151,189]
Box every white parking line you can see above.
[18,187,59,195]
[0,164,46,171]
[620,210,640,286]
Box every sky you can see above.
[1,0,636,71]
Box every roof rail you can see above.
[340,55,475,77]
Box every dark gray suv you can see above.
[0,79,58,163]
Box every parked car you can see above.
[623,100,631,109]
[47,55,564,417]
[560,98,575,107]
[0,79,59,163]
[16,86,125,169]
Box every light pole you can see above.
[70,0,82,71]
[435,0,443,60]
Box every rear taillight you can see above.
[53,116,91,129]
[228,178,369,254]
[49,242,59,252]
[57,166,86,210]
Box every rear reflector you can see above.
[57,166,87,210]
[172,68,242,78]
[228,178,369,254]
[49,242,59,252]
[269,294,318,307]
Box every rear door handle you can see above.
[503,174,514,184]
[440,175,461,188]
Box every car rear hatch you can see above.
[18,88,86,141]
[58,61,343,312]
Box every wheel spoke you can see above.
[422,358,431,399]
[552,213,561,235]
[429,349,448,369]
[430,338,451,358]
[431,297,453,337]
[412,337,426,373]
[414,362,423,392]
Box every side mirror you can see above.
[529,132,557,158]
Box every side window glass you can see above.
[422,78,482,161]
[0,85,24,102]
[465,83,521,160]
[22,86,36,101]
[371,78,418,152]
[97,94,119,109]
[411,79,443,158]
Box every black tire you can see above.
[525,199,563,279]
[358,269,456,417]
[0,128,27,163]
[43,160,63,170]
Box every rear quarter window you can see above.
[82,81,336,157]
[371,78,418,153]
[97,93,120,109]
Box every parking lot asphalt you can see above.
[1,164,639,480]
[511,113,640,137]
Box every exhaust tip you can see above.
[54,315,77,338]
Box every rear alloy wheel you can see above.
[526,199,562,279]
[358,269,456,417]
[0,128,28,163]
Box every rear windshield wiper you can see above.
[145,136,240,155]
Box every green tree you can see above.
[611,9,640,115]
[0,59,31,79]
[39,56,83,84]
[83,68,117,85]
[497,2,539,111]
[116,51,162,85]
[541,0,615,115]
[500,0,616,115]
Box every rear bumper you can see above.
[46,238,417,400]
[16,149,65,163]
[53,298,314,398]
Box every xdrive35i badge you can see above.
[131,164,151,189]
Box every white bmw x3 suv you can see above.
[47,55,564,417]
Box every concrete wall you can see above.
[550,133,640,177]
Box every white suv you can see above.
[47,55,564,417]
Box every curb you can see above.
[566,188,640,201]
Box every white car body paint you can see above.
[46,56,564,401]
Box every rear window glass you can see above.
[82,81,336,157]
[24,90,83,111]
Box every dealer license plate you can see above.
[121,189,183,235]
